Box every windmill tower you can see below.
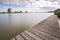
[7,8,12,13]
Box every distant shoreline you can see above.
[0,12,53,14]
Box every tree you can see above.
[20,11,22,13]
[54,9,60,17]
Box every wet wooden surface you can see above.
[11,15,60,40]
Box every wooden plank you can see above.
[28,28,59,40]
[33,26,60,38]
[15,35,24,40]
[11,38,15,40]
[25,31,43,40]
[27,28,54,40]
[21,32,34,40]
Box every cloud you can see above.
[0,0,60,6]
[40,7,56,11]
[0,0,26,4]
[26,0,60,10]
[0,0,60,12]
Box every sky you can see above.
[0,0,60,12]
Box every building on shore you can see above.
[7,8,12,13]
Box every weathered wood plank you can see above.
[21,32,34,40]
[29,27,59,40]
[11,38,15,40]
[15,35,24,40]
[25,31,43,40]
[27,28,54,40]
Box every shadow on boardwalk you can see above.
[11,15,60,40]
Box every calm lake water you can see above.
[0,13,54,27]
[0,13,54,39]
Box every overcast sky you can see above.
[0,0,60,12]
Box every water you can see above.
[0,13,54,27]
[27,13,54,26]
[0,13,54,40]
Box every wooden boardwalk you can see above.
[11,15,60,40]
